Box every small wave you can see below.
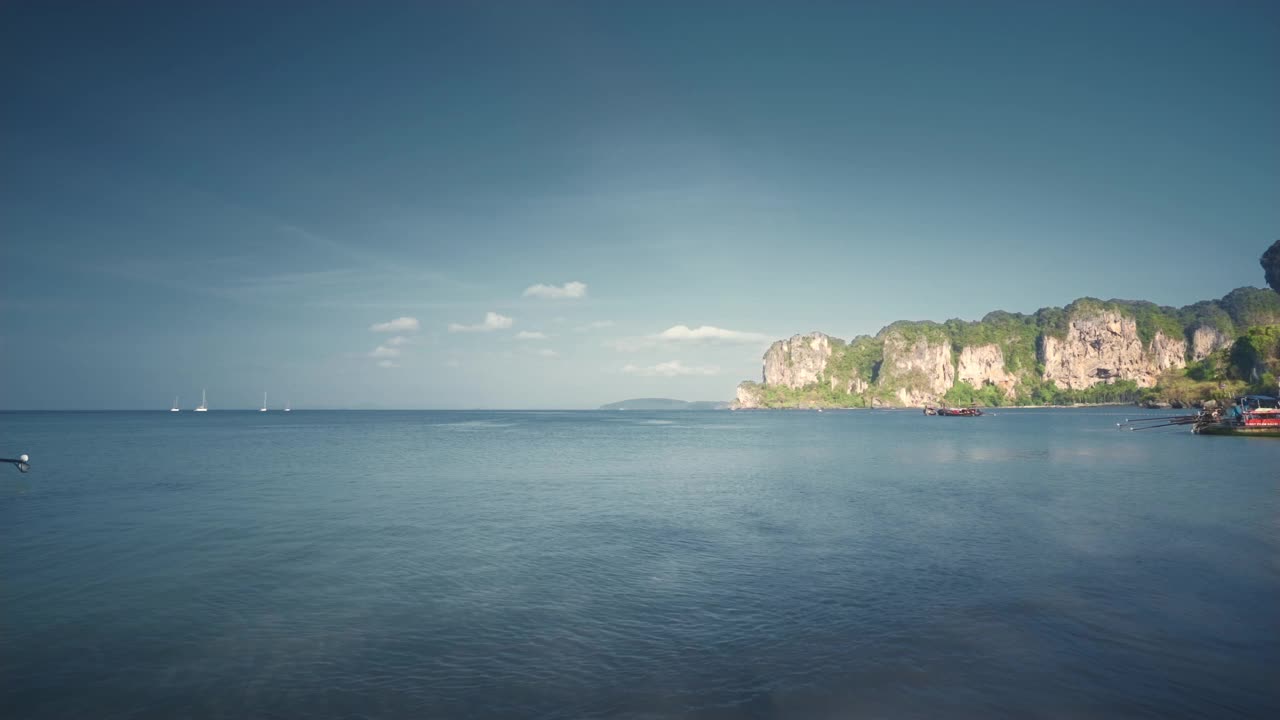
[433,421,519,430]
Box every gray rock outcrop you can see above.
[1190,324,1231,361]
[1039,311,1185,389]
[877,330,954,406]
[956,344,1018,399]
[763,333,833,388]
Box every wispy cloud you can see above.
[656,325,768,342]
[611,324,769,351]
[523,281,587,299]
[535,348,559,358]
[386,335,411,346]
[376,359,399,368]
[369,345,401,359]
[574,320,615,332]
[622,360,720,377]
[371,316,421,333]
[448,311,514,333]
[516,330,548,340]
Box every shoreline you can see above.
[732,401,1144,411]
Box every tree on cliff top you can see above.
[1262,239,1280,294]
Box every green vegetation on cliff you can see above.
[1151,324,1280,405]
[1229,325,1280,388]
[942,381,1009,407]
[1052,297,1184,346]
[738,381,869,409]
[1020,378,1147,405]
[943,311,1040,373]
[821,336,881,386]
[1178,301,1236,338]
[878,320,949,346]
[1217,287,1280,327]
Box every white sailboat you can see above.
[170,396,180,412]
[284,400,291,413]
[195,389,209,412]
[260,391,268,412]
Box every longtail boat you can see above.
[1193,395,1280,437]
[929,406,983,417]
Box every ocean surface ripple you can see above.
[1,409,1277,718]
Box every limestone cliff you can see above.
[762,333,833,388]
[877,329,954,406]
[1149,331,1187,374]
[733,383,763,409]
[835,376,869,394]
[956,345,1018,399]
[1040,312,1186,390]
[1190,325,1231,361]
[733,287,1280,408]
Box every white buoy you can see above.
[19,454,28,463]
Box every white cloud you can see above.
[535,348,558,358]
[386,335,411,346]
[369,345,401,359]
[610,324,769,351]
[523,281,587,299]
[574,320,615,332]
[621,360,720,377]
[448,311,514,333]
[370,316,420,333]
[444,358,461,368]
[376,359,398,368]
[516,330,548,340]
[655,325,769,342]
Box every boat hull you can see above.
[1194,423,1280,437]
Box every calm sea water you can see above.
[1,409,1277,719]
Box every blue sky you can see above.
[2,1,1277,409]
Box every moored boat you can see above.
[936,404,983,415]
[1193,395,1280,437]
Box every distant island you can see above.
[734,280,1280,410]
[600,398,731,411]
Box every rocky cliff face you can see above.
[733,383,763,409]
[834,376,869,394]
[762,333,832,388]
[1040,312,1186,389]
[736,287,1278,408]
[877,331,954,406]
[1149,331,1187,374]
[1190,325,1231,361]
[956,344,1018,398]
[747,311,1193,405]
